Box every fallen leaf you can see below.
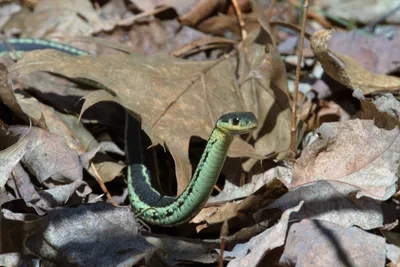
[179,0,228,27]
[133,0,198,16]
[208,167,276,204]
[11,163,91,215]
[23,203,163,266]
[21,0,120,37]
[9,50,260,193]
[267,180,387,230]
[291,119,399,201]
[145,235,218,266]
[0,63,29,122]
[279,219,400,267]
[218,201,303,267]
[325,30,400,74]
[0,124,84,185]
[239,1,292,171]
[358,93,400,130]
[192,178,287,228]
[310,29,400,94]
[0,3,21,30]
[299,100,343,131]
[0,253,41,266]
[0,123,29,189]
[322,0,400,24]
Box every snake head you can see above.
[216,112,258,135]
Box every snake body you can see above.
[1,38,258,226]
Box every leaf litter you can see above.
[1,0,400,266]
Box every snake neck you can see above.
[188,128,233,190]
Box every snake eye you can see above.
[231,117,240,126]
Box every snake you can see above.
[1,38,259,226]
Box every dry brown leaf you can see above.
[358,93,400,130]
[1,59,124,184]
[144,235,217,265]
[239,2,292,170]
[0,125,84,185]
[133,0,198,16]
[11,163,91,215]
[267,180,386,230]
[195,15,241,37]
[221,201,303,267]
[19,203,160,266]
[179,0,227,26]
[0,123,29,189]
[21,0,119,37]
[280,219,400,267]
[0,63,30,122]
[208,168,276,204]
[291,119,399,201]
[9,50,261,193]
[325,30,400,74]
[0,3,21,30]
[299,100,343,131]
[322,0,400,24]
[192,178,287,228]
[310,29,400,94]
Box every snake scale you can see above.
[1,38,258,226]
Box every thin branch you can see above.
[232,0,248,53]
[219,220,229,267]
[290,0,309,159]
[267,0,276,20]
[90,162,117,206]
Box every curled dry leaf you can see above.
[0,124,29,189]
[0,63,28,121]
[0,125,83,185]
[239,2,292,171]
[22,0,120,37]
[323,0,400,24]
[11,163,91,215]
[24,203,161,266]
[280,219,400,267]
[267,180,386,230]
[291,119,399,201]
[0,253,40,266]
[358,93,400,130]
[326,30,400,74]
[310,29,400,94]
[220,201,303,267]
[192,177,287,229]
[144,236,218,266]
[179,0,228,27]
[9,50,261,193]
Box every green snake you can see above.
[1,38,258,226]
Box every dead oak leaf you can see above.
[239,4,292,171]
[291,119,399,201]
[0,124,84,185]
[0,123,29,189]
[280,219,400,267]
[310,29,400,94]
[9,50,261,193]
[22,0,117,37]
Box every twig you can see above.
[267,0,276,20]
[288,0,331,28]
[231,0,247,53]
[90,162,118,206]
[290,0,309,159]
[219,219,229,267]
